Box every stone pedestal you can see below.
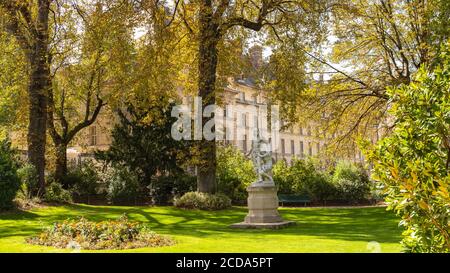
[230,183,295,229]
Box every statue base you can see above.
[230,183,295,229]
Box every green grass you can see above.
[0,204,403,253]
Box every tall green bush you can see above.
[43,180,73,204]
[104,165,142,204]
[273,158,372,203]
[95,102,191,191]
[273,160,295,194]
[216,146,256,202]
[149,174,196,204]
[273,158,334,202]
[95,102,192,203]
[301,174,335,202]
[363,42,450,252]
[67,160,100,196]
[0,139,20,210]
[332,161,371,203]
[17,163,38,200]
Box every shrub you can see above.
[174,192,232,210]
[274,158,335,202]
[332,161,371,203]
[216,146,256,202]
[104,165,142,204]
[362,43,450,252]
[369,183,385,203]
[302,174,336,202]
[44,181,73,204]
[290,158,328,195]
[26,214,174,250]
[149,174,196,205]
[95,102,192,191]
[273,158,373,203]
[0,139,21,210]
[68,160,100,196]
[17,163,38,200]
[273,160,295,194]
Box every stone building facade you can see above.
[67,77,366,166]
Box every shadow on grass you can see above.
[0,204,402,245]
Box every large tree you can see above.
[47,1,135,183]
[297,0,450,156]
[170,0,325,193]
[0,0,52,195]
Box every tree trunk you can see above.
[54,142,68,185]
[196,0,219,194]
[27,55,49,196]
[27,0,51,197]
[197,144,217,193]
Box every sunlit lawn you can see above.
[0,204,403,253]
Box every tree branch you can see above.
[220,0,274,33]
[47,86,63,144]
[66,95,105,143]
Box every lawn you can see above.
[0,204,403,253]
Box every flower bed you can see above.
[26,214,174,250]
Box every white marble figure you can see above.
[248,128,274,186]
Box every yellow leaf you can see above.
[390,167,399,180]
[439,185,448,196]
[411,172,417,183]
[418,200,428,210]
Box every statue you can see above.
[230,116,294,228]
[248,128,274,186]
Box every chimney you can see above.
[249,45,263,70]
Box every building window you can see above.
[300,141,304,157]
[239,92,245,101]
[89,126,97,146]
[281,139,285,155]
[290,140,295,155]
[299,126,303,135]
[307,126,312,136]
[308,142,313,156]
[241,113,248,127]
